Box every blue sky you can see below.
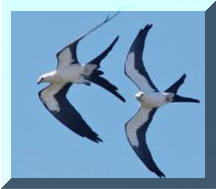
[12,11,205,178]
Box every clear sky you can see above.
[11,11,205,178]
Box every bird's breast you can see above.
[56,64,83,82]
[140,92,168,108]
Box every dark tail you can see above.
[172,95,200,103]
[87,75,126,103]
[87,36,119,67]
[165,74,200,103]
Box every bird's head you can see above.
[37,71,56,84]
[37,73,51,84]
[135,91,145,102]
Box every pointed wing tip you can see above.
[156,170,166,178]
[88,134,103,143]
[160,172,166,178]
[93,137,103,143]
[195,99,200,103]
[142,24,153,31]
[113,35,120,45]
[116,35,120,41]
[177,73,186,84]
[137,24,153,36]
[121,97,126,103]
[159,174,166,178]
[147,24,153,28]
[182,73,187,80]
[115,93,126,103]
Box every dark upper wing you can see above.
[125,107,165,178]
[39,83,102,143]
[87,73,126,102]
[124,24,159,92]
[56,12,120,70]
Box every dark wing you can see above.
[39,83,102,143]
[124,24,159,92]
[125,107,165,178]
[56,12,120,70]
[87,73,126,102]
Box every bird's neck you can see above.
[44,70,57,82]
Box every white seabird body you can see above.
[124,24,200,178]
[135,91,174,108]
[39,63,97,84]
[38,13,125,143]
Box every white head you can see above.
[37,72,53,84]
[135,91,145,102]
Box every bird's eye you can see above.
[41,77,44,81]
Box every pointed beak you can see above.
[37,79,41,85]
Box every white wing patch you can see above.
[40,83,66,112]
[126,107,152,147]
[58,48,75,70]
[125,52,154,93]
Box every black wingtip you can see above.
[193,99,200,103]
[143,24,153,31]
[155,170,166,178]
[165,73,187,93]
[95,137,103,143]
[120,96,126,103]
[106,90,126,103]
[113,91,126,103]
[181,73,187,81]
[177,73,187,85]
[113,90,126,103]
[87,76,126,103]
[135,24,153,45]
[113,35,120,45]
[89,136,103,143]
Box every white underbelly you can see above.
[140,92,168,108]
[56,64,84,83]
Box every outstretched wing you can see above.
[39,83,102,143]
[56,12,120,70]
[125,107,165,178]
[124,24,159,92]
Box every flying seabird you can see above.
[124,24,200,178]
[38,13,125,143]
